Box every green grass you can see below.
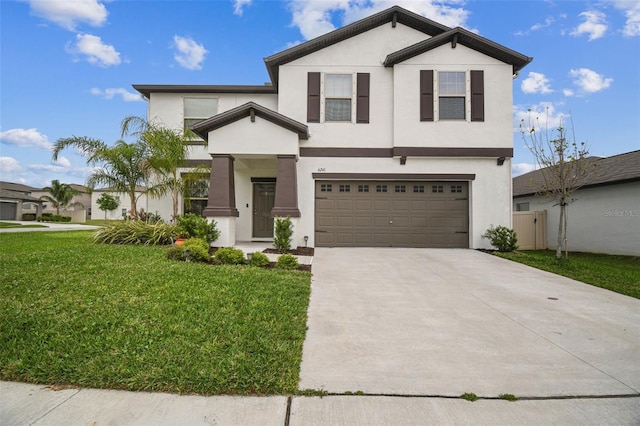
[0,222,46,229]
[494,250,640,299]
[74,219,122,226]
[0,231,311,395]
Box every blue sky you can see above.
[1,0,639,187]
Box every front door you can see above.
[253,182,276,238]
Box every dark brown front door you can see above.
[253,182,276,238]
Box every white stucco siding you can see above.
[207,116,300,156]
[295,156,512,248]
[277,24,431,149]
[393,44,514,148]
[514,182,640,255]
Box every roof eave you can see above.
[132,84,277,99]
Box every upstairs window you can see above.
[184,98,218,132]
[438,72,466,120]
[307,72,369,123]
[325,74,352,122]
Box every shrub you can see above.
[276,253,299,270]
[482,225,518,252]
[181,238,211,263]
[249,251,270,267]
[166,246,187,261]
[93,221,178,245]
[176,213,219,243]
[214,247,246,265]
[42,212,53,218]
[274,216,293,253]
[21,213,36,221]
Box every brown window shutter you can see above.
[420,70,434,122]
[307,72,321,123]
[356,73,370,123]
[470,70,484,122]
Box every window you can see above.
[308,72,370,123]
[432,185,443,193]
[320,184,333,192]
[358,184,369,193]
[184,98,218,133]
[394,185,406,193]
[516,202,530,212]
[183,174,209,216]
[438,72,466,120]
[376,185,388,193]
[325,74,352,122]
[339,184,351,192]
[413,185,425,193]
[451,185,463,193]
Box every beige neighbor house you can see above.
[0,181,90,221]
[513,150,640,256]
[133,6,532,248]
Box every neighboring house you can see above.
[0,182,43,220]
[90,187,168,221]
[133,6,532,248]
[513,150,640,256]
[30,183,92,221]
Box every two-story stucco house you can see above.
[133,6,532,249]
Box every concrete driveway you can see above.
[299,248,640,398]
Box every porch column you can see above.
[271,155,300,218]
[203,154,238,247]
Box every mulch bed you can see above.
[263,247,315,256]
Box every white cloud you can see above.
[0,156,24,174]
[172,35,208,70]
[521,72,553,94]
[531,16,554,31]
[571,10,607,40]
[0,128,52,150]
[234,0,252,16]
[609,0,640,36]
[53,156,71,168]
[67,33,121,67]
[512,163,538,176]
[563,88,575,97]
[569,68,613,93]
[514,102,566,133]
[27,163,92,178]
[90,88,143,102]
[28,0,108,31]
[287,0,470,41]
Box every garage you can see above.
[315,180,469,248]
[0,201,18,221]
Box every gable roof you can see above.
[0,181,39,194]
[0,189,42,202]
[191,102,309,141]
[384,27,532,73]
[264,6,451,89]
[513,150,640,197]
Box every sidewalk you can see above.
[0,221,101,233]
[2,381,639,425]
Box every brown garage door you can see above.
[315,181,469,248]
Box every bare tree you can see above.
[520,110,597,259]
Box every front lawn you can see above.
[0,231,311,395]
[0,222,46,229]
[493,250,640,299]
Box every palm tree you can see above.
[52,137,150,220]
[121,116,209,222]
[40,180,84,214]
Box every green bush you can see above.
[166,245,188,261]
[249,251,270,267]
[214,247,246,265]
[38,214,71,223]
[21,213,36,221]
[181,238,211,263]
[176,213,219,243]
[276,253,299,270]
[93,221,178,245]
[482,225,518,252]
[274,216,293,253]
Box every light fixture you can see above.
[304,236,309,247]
[497,157,505,166]
[400,156,407,165]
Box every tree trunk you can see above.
[130,193,137,220]
[556,203,564,259]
